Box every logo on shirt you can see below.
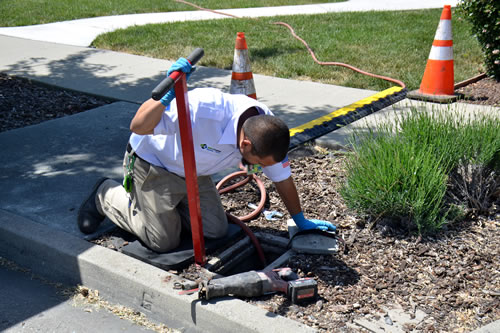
[200,144,221,153]
[281,156,290,168]
[246,164,262,175]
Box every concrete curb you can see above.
[470,320,500,333]
[0,209,315,333]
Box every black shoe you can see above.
[78,178,108,234]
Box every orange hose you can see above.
[176,0,240,18]
[214,171,268,267]
[216,170,251,194]
[272,22,406,89]
[216,171,267,221]
[174,0,406,89]
[216,172,268,267]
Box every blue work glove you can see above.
[160,57,196,106]
[160,89,176,107]
[292,212,337,232]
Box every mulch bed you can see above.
[219,150,499,332]
[457,77,500,106]
[1,72,499,332]
[0,73,112,133]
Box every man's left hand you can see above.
[292,212,336,232]
[305,219,336,231]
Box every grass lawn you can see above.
[0,0,341,27]
[92,8,484,91]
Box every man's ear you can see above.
[240,137,252,151]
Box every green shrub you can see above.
[458,0,500,80]
[341,129,448,234]
[340,106,500,234]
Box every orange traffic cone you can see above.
[409,5,457,103]
[230,32,257,99]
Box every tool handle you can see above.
[185,47,205,66]
[151,48,204,100]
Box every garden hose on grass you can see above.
[175,0,407,89]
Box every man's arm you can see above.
[274,176,336,231]
[130,98,165,135]
[274,176,302,216]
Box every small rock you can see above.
[434,266,446,276]
[308,315,317,323]
[315,300,323,311]
[331,305,350,313]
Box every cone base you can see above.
[419,59,454,96]
[407,89,459,103]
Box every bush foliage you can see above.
[458,0,500,80]
[340,107,500,234]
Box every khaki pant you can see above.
[96,151,228,252]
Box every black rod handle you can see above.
[186,47,204,66]
[151,48,204,101]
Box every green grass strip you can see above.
[0,0,341,27]
[92,8,483,91]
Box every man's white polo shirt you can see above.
[129,88,291,183]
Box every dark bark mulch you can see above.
[457,77,500,106]
[0,73,112,133]
[219,150,499,332]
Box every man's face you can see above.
[239,133,277,168]
[240,149,277,168]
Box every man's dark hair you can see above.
[242,114,290,162]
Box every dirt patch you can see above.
[457,77,500,106]
[2,72,499,332]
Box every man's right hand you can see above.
[160,57,196,106]
[167,57,195,79]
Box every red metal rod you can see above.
[174,74,206,266]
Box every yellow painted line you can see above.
[290,86,403,137]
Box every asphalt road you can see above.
[0,261,155,333]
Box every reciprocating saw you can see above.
[197,267,318,304]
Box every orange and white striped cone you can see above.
[230,32,257,99]
[409,5,457,103]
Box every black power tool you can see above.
[197,268,317,304]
